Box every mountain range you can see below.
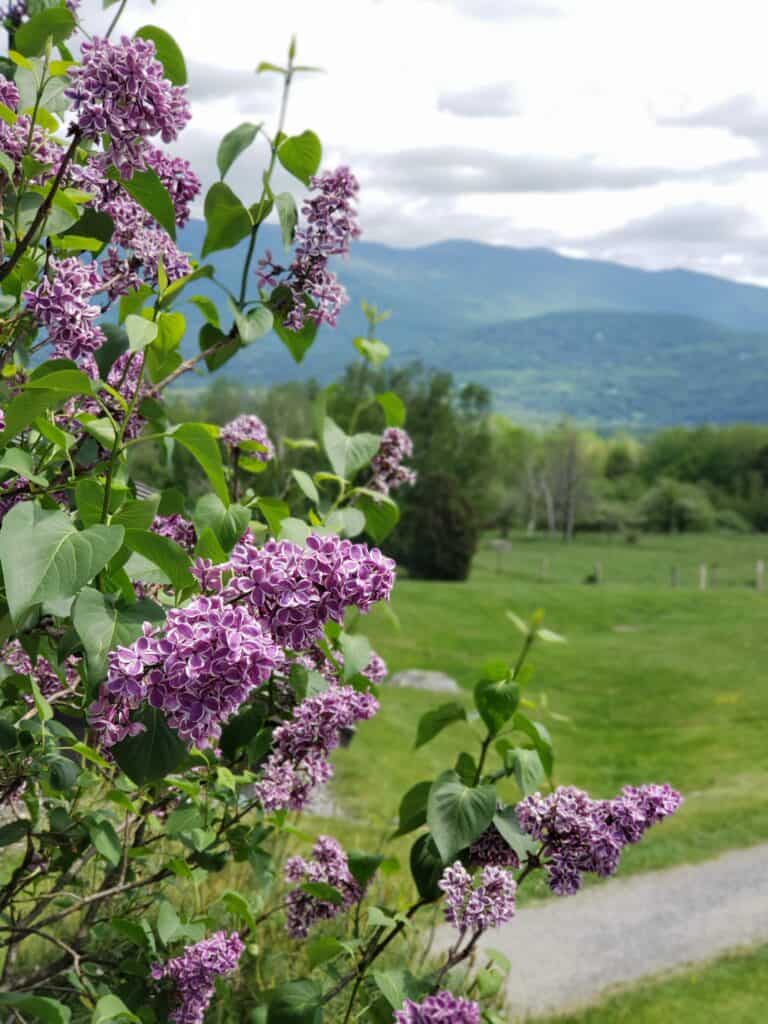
[174,221,768,427]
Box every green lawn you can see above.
[539,945,768,1023]
[326,532,768,890]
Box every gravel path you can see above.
[441,843,768,1018]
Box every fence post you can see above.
[757,560,765,591]
[594,561,603,584]
[699,564,708,591]
[670,566,679,587]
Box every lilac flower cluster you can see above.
[219,414,275,461]
[152,514,197,553]
[66,35,191,177]
[300,646,389,686]
[257,166,360,331]
[222,533,395,650]
[254,684,378,811]
[439,861,516,933]
[469,821,520,869]
[88,597,281,750]
[0,74,20,111]
[23,258,104,371]
[370,427,417,496]
[0,640,80,700]
[517,783,682,895]
[284,835,363,938]
[2,1,79,27]
[394,992,480,1024]
[151,931,243,1024]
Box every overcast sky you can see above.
[80,0,768,283]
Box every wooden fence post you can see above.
[757,559,765,591]
[699,564,708,591]
[594,561,603,584]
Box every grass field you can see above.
[540,944,768,1023]
[323,532,768,896]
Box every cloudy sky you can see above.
[81,0,768,282]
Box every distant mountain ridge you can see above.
[174,221,768,426]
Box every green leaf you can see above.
[306,936,345,969]
[202,182,251,257]
[275,191,298,248]
[0,504,124,624]
[189,294,220,328]
[513,713,554,777]
[324,507,365,538]
[474,677,520,739]
[62,207,114,247]
[112,497,160,532]
[339,632,372,680]
[347,851,383,889]
[193,494,250,552]
[26,367,95,395]
[291,469,319,504]
[376,391,406,428]
[199,322,239,373]
[271,286,319,362]
[278,130,322,185]
[0,994,71,1024]
[492,805,539,861]
[157,900,182,946]
[48,756,78,792]
[322,418,380,481]
[357,492,400,543]
[257,496,291,535]
[92,993,140,1023]
[87,817,122,867]
[173,422,229,505]
[123,529,194,591]
[219,890,257,931]
[409,833,444,902]
[300,881,344,905]
[373,970,429,1011]
[229,299,273,344]
[414,702,466,749]
[75,479,107,528]
[73,588,164,681]
[354,337,390,367]
[15,7,76,56]
[108,166,176,240]
[0,447,46,486]
[426,770,496,862]
[513,748,546,797]
[0,820,30,847]
[267,980,323,1024]
[125,314,158,352]
[217,122,261,179]
[135,25,187,85]
[111,706,187,786]
[394,780,432,837]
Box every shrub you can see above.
[639,478,716,532]
[394,473,478,580]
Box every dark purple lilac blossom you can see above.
[66,35,191,177]
[516,783,682,895]
[23,257,105,369]
[284,835,363,938]
[152,513,197,553]
[370,427,417,496]
[88,597,281,750]
[145,146,201,227]
[2,1,79,27]
[220,533,395,650]
[469,821,521,869]
[257,166,360,331]
[394,992,481,1024]
[0,74,20,110]
[151,931,244,1024]
[253,684,378,811]
[439,861,516,933]
[219,414,275,461]
[0,639,80,700]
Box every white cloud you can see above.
[437,82,520,117]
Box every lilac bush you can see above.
[0,5,683,1022]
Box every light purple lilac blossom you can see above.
[370,427,417,496]
[66,35,191,177]
[23,258,105,368]
[219,414,275,461]
[516,783,683,895]
[88,596,281,750]
[257,166,360,331]
[284,835,363,938]
[254,684,378,811]
[2,1,79,26]
[394,992,481,1024]
[220,533,395,650]
[0,639,80,700]
[0,74,20,111]
[151,931,244,1024]
[152,513,197,553]
[439,861,516,933]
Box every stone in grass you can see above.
[389,669,460,693]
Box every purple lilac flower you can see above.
[152,514,197,553]
[394,992,481,1024]
[370,427,417,496]
[254,685,378,811]
[469,821,520,869]
[0,74,20,110]
[257,166,360,331]
[219,414,275,461]
[0,409,5,433]
[151,931,243,1024]
[221,533,395,650]
[284,835,363,938]
[66,36,191,177]
[23,257,105,367]
[300,646,388,686]
[516,784,682,895]
[89,596,282,750]
[439,861,516,933]
[1,639,80,701]
[2,1,79,26]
